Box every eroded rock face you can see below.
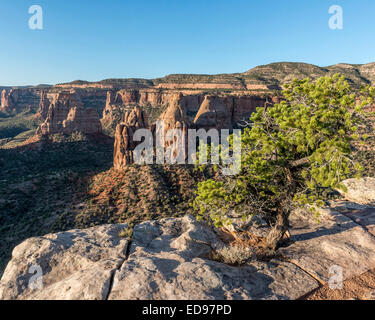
[123,105,149,128]
[103,88,269,131]
[36,92,102,136]
[111,91,271,167]
[193,95,233,130]
[62,107,102,134]
[113,106,150,169]
[37,91,50,120]
[0,215,320,300]
[1,89,18,112]
[158,93,190,162]
[1,88,41,113]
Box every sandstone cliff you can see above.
[37,90,50,120]
[194,95,233,130]
[1,89,18,112]
[158,93,190,162]
[36,92,102,136]
[113,106,149,169]
[1,88,41,113]
[111,91,270,167]
[103,89,268,133]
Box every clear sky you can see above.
[1,0,374,86]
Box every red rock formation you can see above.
[101,91,116,124]
[123,105,149,128]
[159,93,191,130]
[62,107,102,134]
[112,91,271,168]
[104,88,268,129]
[1,89,8,111]
[1,88,41,113]
[36,91,101,136]
[1,89,18,112]
[158,93,190,162]
[37,90,50,120]
[193,96,233,130]
[113,106,149,169]
[231,95,267,125]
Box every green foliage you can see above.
[194,75,373,229]
[118,226,133,239]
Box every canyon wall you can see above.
[112,91,273,169]
[36,91,102,136]
[113,106,149,168]
[0,88,40,112]
[103,88,270,130]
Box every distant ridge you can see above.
[39,62,375,90]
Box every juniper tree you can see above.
[194,74,374,250]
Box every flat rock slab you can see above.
[0,224,129,300]
[0,216,319,300]
[335,205,375,237]
[108,216,318,300]
[280,207,375,284]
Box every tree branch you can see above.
[289,157,310,168]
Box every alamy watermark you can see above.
[28,264,43,290]
[28,5,43,30]
[328,265,343,290]
[329,5,343,30]
[131,122,242,176]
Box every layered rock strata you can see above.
[36,92,102,136]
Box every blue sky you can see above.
[0,0,374,86]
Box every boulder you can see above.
[0,224,129,300]
[338,178,375,205]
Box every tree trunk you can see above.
[265,208,290,251]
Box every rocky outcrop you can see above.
[113,106,149,169]
[3,197,375,301]
[1,89,18,112]
[0,224,129,300]
[37,91,50,120]
[1,88,40,113]
[158,93,190,162]
[36,92,102,136]
[0,215,320,300]
[280,203,375,283]
[62,107,102,135]
[158,93,191,130]
[111,91,270,167]
[338,178,375,205]
[194,95,233,130]
[104,89,270,140]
